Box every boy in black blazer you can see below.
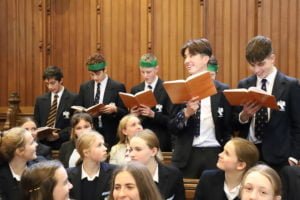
[169,39,232,178]
[76,53,127,148]
[130,53,177,151]
[234,35,300,171]
[34,66,77,150]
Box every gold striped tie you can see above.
[46,94,58,127]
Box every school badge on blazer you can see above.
[155,104,163,112]
[217,107,224,118]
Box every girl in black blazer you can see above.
[129,129,185,200]
[194,137,259,200]
[19,117,52,160]
[59,112,93,168]
[0,127,38,200]
[67,130,115,200]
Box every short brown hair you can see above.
[246,35,273,64]
[181,38,212,57]
[86,53,106,65]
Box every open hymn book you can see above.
[36,127,60,140]
[223,87,279,110]
[163,71,217,104]
[119,90,157,109]
[71,103,105,115]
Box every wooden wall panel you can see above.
[0,0,44,106]
[204,0,257,87]
[1,0,300,107]
[48,0,97,94]
[258,0,300,78]
[152,0,204,81]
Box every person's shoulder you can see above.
[131,82,144,92]
[101,162,117,171]
[281,165,300,176]
[60,140,74,149]
[201,169,224,179]
[214,80,230,90]
[159,163,183,178]
[67,165,81,175]
[35,92,50,101]
[80,80,93,88]
[107,77,125,87]
[63,88,77,97]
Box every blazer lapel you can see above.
[272,71,286,99]
[56,90,68,119]
[211,81,221,123]
[245,75,257,88]
[72,167,82,199]
[88,81,95,106]
[153,79,164,100]
[103,78,112,104]
[157,163,169,197]
[96,163,111,198]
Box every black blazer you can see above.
[0,163,21,200]
[131,78,178,151]
[36,142,52,159]
[169,80,233,168]
[280,166,300,200]
[234,71,300,164]
[67,162,116,200]
[157,162,185,200]
[76,78,128,147]
[194,169,240,200]
[59,140,76,168]
[34,89,77,150]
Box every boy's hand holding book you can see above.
[163,71,217,104]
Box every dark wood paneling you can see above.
[1,0,300,107]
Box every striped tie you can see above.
[46,94,58,127]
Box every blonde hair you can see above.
[241,164,282,197]
[117,114,141,144]
[0,127,28,162]
[230,137,259,171]
[131,129,162,162]
[76,130,104,159]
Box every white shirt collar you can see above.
[152,164,159,183]
[8,164,21,181]
[224,182,241,200]
[81,164,100,181]
[257,66,277,86]
[144,76,158,91]
[94,74,108,88]
[52,86,64,99]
